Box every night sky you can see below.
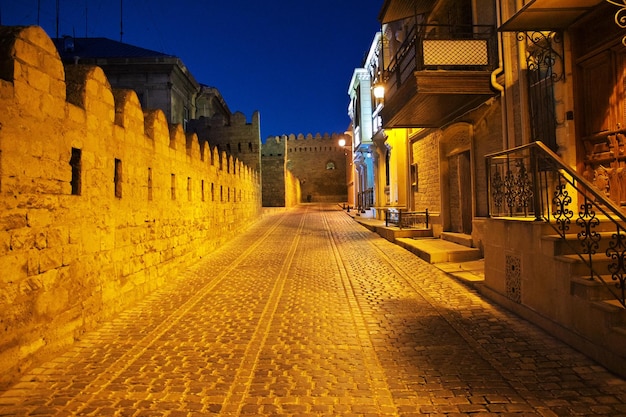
[1,0,382,141]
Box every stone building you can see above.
[54,36,205,128]
[370,0,499,240]
[0,26,261,387]
[348,37,377,215]
[482,0,626,377]
[261,133,350,206]
[349,0,626,377]
[54,36,262,171]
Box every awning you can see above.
[378,0,437,24]
[499,0,604,32]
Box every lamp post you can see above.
[338,137,354,211]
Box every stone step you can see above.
[554,253,612,276]
[396,237,482,264]
[543,232,619,256]
[571,276,620,302]
[591,299,626,328]
[441,232,473,248]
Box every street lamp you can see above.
[373,83,385,100]
[338,137,353,211]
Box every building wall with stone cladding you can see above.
[411,130,443,234]
[0,26,262,387]
[411,130,442,212]
[410,100,502,243]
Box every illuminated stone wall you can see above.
[261,133,348,206]
[188,111,262,174]
[261,136,287,207]
[284,133,349,203]
[0,26,262,387]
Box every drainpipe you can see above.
[406,132,412,211]
[491,0,507,149]
[517,0,532,147]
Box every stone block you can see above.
[38,247,62,273]
[35,285,68,317]
[27,248,39,276]
[0,212,28,230]
[62,244,80,266]
[0,253,28,281]
[10,228,34,251]
[47,227,68,248]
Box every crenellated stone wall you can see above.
[261,136,287,207]
[262,133,348,205]
[188,111,262,174]
[0,26,262,387]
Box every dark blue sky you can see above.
[1,1,382,140]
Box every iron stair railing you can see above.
[486,141,626,308]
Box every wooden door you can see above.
[577,46,626,205]
[448,151,473,234]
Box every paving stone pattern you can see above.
[1,204,625,416]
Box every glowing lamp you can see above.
[338,138,346,147]
[373,83,385,99]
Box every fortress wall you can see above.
[0,26,262,387]
[261,135,286,207]
[261,133,349,205]
[283,133,349,203]
[188,111,262,173]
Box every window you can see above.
[187,177,192,201]
[522,31,563,151]
[114,158,122,198]
[326,161,336,170]
[70,148,81,195]
[201,180,205,201]
[183,106,189,131]
[171,174,176,200]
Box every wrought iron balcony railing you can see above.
[384,23,498,95]
[486,142,626,307]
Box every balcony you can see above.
[381,24,498,128]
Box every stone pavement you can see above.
[1,204,625,416]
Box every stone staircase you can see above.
[542,222,626,365]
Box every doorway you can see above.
[448,151,472,234]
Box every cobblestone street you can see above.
[1,204,625,416]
